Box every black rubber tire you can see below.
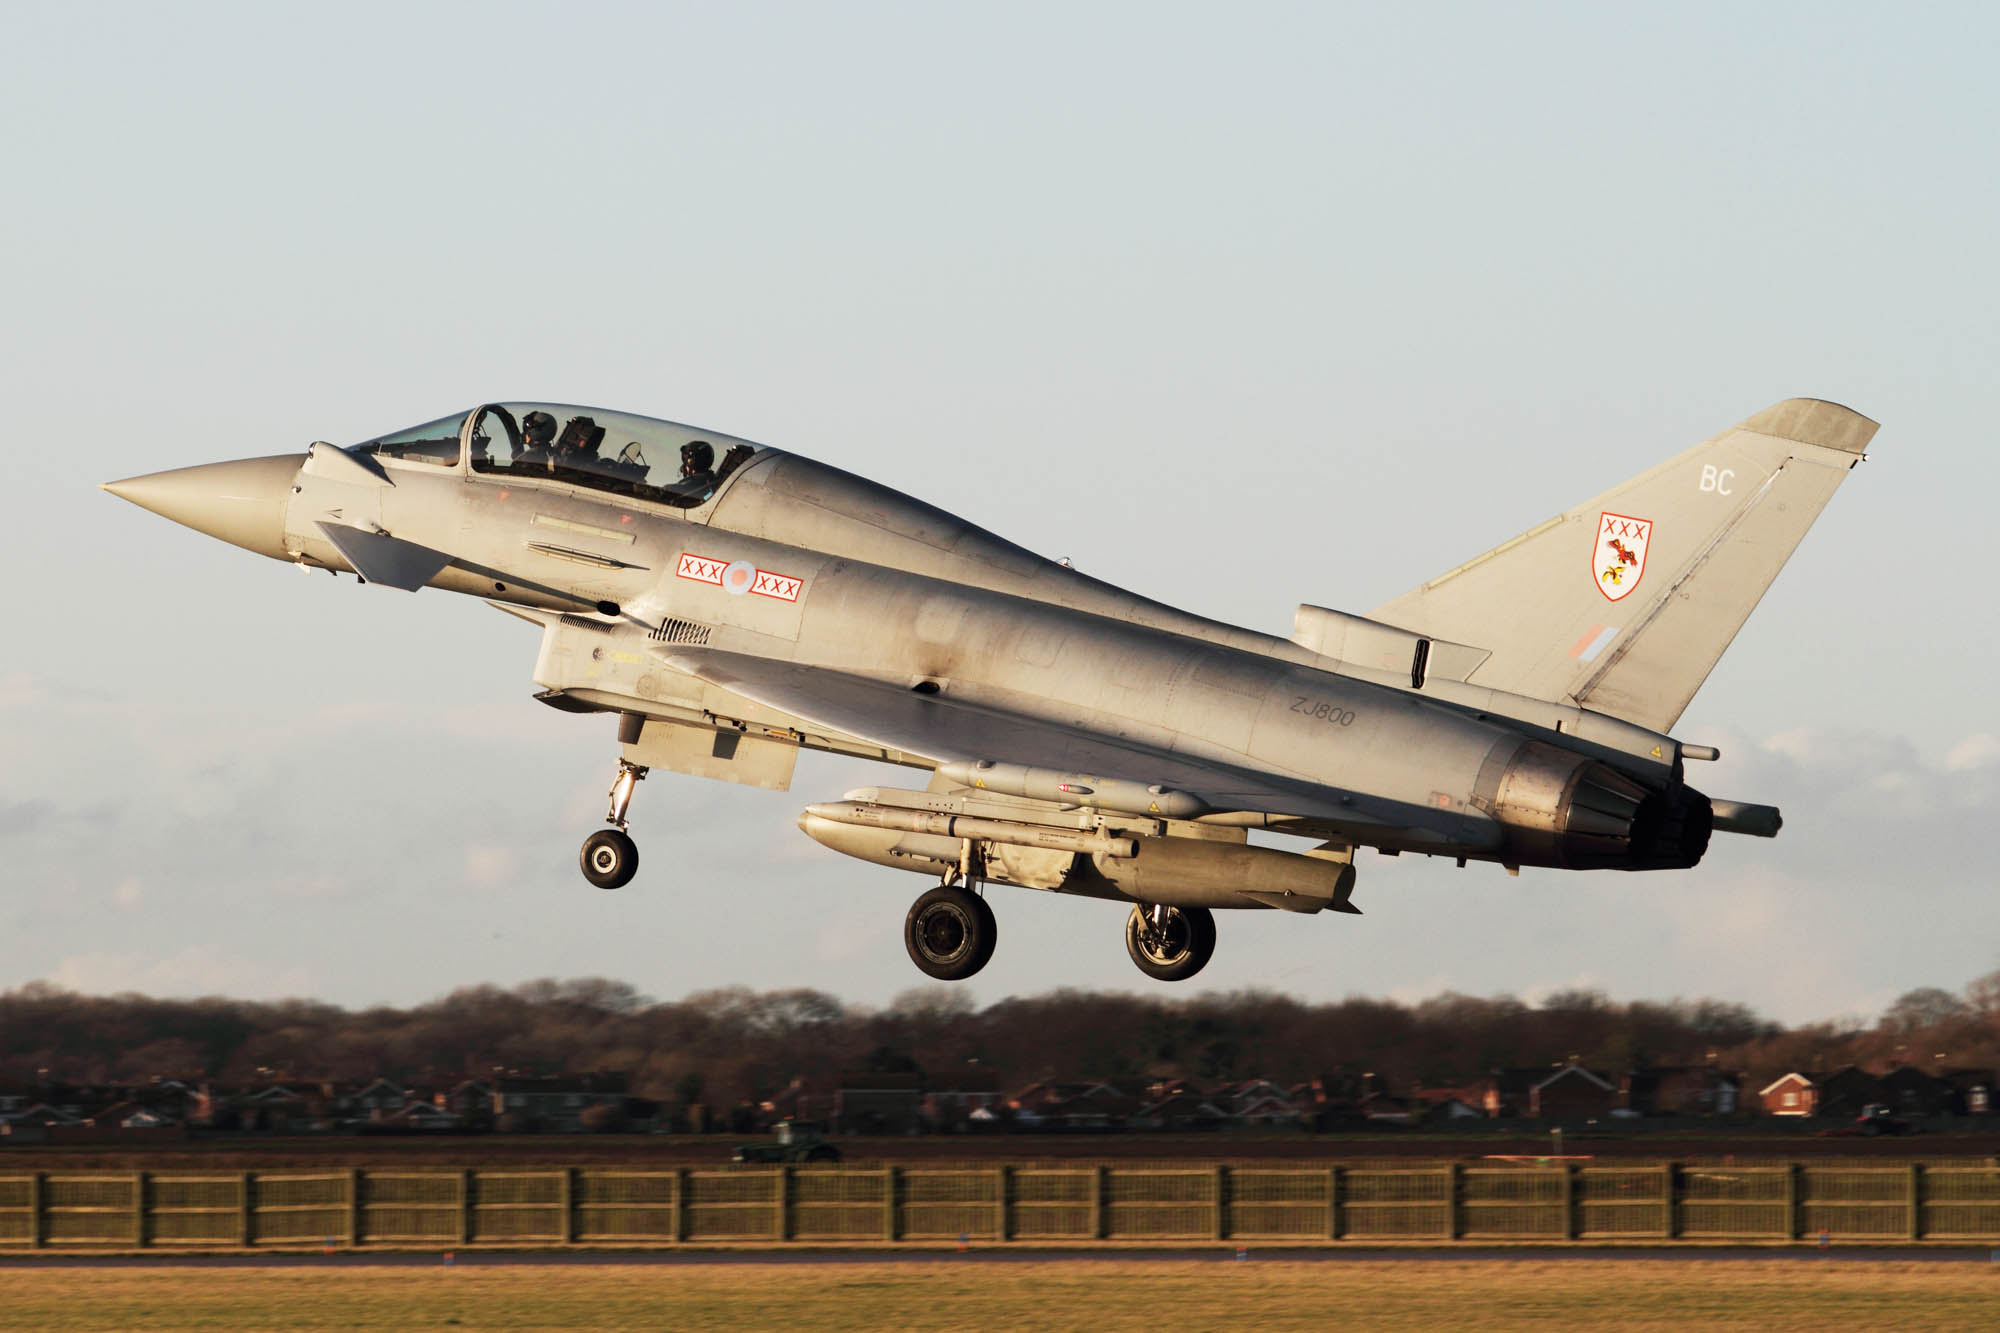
[580,828,639,890]
[806,1145,841,1163]
[1124,904,1216,982]
[970,892,999,974]
[904,885,994,980]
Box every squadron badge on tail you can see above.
[1594,512,1652,602]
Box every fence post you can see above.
[1447,1162,1461,1241]
[346,1168,361,1249]
[1664,1163,1678,1240]
[459,1170,473,1246]
[28,1171,42,1250]
[1560,1163,1575,1241]
[882,1166,899,1242]
[776,1167,790,1243]
[559,1168,574,1247]
[1784,1163,1800,1242]
[238,1171,251,1247]
[1327,1165,1341,1241]
[1092,1165,1106,1241]
[1908,1163,1922,1241]
[997,1166,1011,1243]
[133,1171,147,1248]
[672,1168,687,1244]
[1212,1165,1227,1242]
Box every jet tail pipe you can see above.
[933,760,1210,820]
[801,801,1138,858]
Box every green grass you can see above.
[3,1259,1997,1332]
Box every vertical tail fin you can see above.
[1369,399,1878,731]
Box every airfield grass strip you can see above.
[2,1259,1996,1332]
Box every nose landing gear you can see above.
[580,759,647,889]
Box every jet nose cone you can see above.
[102,454,303,561]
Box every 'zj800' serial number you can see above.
[1290,696,1356,726]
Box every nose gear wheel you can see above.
[581,827,638,889]
[579,757,649,888]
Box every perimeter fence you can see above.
[2,1160,1998,1250]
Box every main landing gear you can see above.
[904,848,999,981]
[897,864,1219,985]
[904,884,998,980]
[580,759,647,890]
[1125,903,1215,982]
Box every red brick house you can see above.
[1757,1072,1816,1117]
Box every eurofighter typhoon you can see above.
[103,399,1875,982]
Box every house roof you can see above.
[1535,1065,1614,1092]
[1880,1065,1950,1090]
[1234,1095,1302,1117]
[1757,1072,1815,1096]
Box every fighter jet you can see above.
[102,398,1876,982]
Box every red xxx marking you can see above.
[678,553,802,602]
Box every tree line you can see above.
[5,972,1998,1106]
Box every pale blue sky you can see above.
[3,3,1995,1024]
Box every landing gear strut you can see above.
[580,759,647,890]
[1125,903,1215,981]
[904,849,998,980]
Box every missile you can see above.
[799,801,1138,857]
[934,760,1211,819]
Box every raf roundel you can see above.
[721,560,757,595]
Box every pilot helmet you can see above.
[522,411,558,445]
[681,440,715,476]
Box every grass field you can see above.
[4,1258,1996,1331]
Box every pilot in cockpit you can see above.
[672,440,717,500]
[519,411,558,466]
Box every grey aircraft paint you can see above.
[103,398,1875,983]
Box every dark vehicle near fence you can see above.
[732,1120,841,1164]
[1819,1104,1919,1138]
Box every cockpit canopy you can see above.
[354,403,762,510]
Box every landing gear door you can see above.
[621,715,799,791]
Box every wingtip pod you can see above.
[1741,399,1879,456]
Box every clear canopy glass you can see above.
[355,412,465,467]
[347,403,764,508]
[469,403,759,509]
